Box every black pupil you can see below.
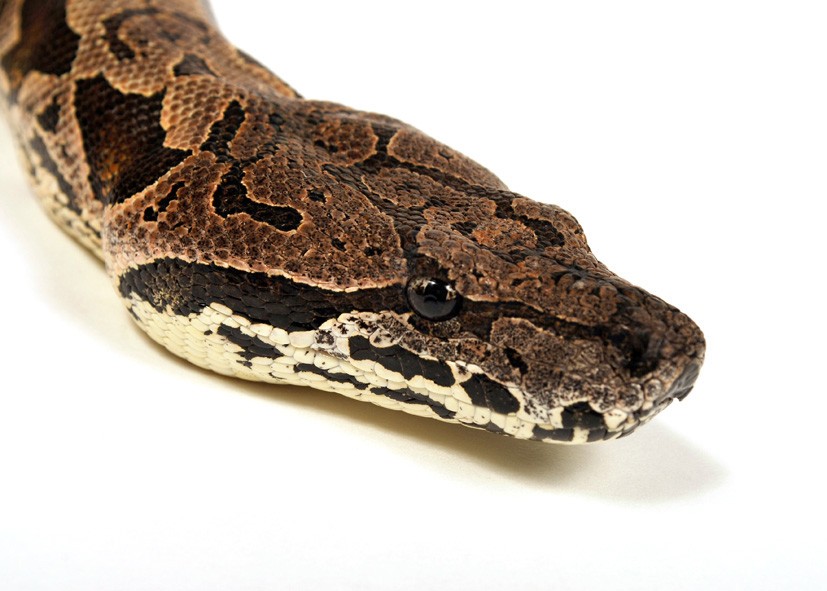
[406,278,461,321]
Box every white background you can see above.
[1,1,825,589]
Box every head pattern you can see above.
[105,89,705,442]
[0,0,705,442]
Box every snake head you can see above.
[112,101,703,444]
[389,190,707,442]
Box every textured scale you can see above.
[0,0,705,443]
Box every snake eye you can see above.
[406,277,462,321]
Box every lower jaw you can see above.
[124,293,685,445]
[492,397,677,444]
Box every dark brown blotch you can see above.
[173,53,215,77]
[117,258,408,333]
[201,100,246,162]
[143,181,185,222]
[102,8,158,61]
[75,75,190,205]
[1,0,81,97]
[212,162,303,231]
[28,133,82,215]
[493,198,564,250]
[36,95,61,133]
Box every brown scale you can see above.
[0,0,706,441]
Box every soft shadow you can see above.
[152,341,726,503]
[248,376,726,502]
[0,129,130,350]
[0,129,726,503]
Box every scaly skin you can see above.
[0,0,705,443]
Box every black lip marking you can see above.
[532,423,616,442]
[217,324,283,362]
[480,421,506,434]
[294,363,369,391]
[532,425,575,442]
[372,387,455,419]
[456,419,508,435]
[462,373,519,415]
[560,401,605,430]
[347,335,455,388]
[587,428,608,442]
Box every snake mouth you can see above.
[623,356,704,433]
[464,291,706,443]
[666,358,703,402]
[525,356,705,444]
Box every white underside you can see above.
[21,142,104,258]
[125,295,630,443]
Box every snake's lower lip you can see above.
[631,357,704,426]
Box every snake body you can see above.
[0,0,705,443]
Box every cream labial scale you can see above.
[0,0,705,443]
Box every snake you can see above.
[0,0,705,444]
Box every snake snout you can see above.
[612,326,661,378]
[638,308,706,413]
[666,359,703,401]
[595,287,706,437]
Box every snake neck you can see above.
[0,0,706,444]
[0,0,298,256]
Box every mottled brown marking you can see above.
[0,0,705,443]
[36,94,61,132]
[1,0,80,96]
[74,75,190,205]
[173,53,215,77]
[388,127,507,189]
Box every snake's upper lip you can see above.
[634,320,704,427]
[669,359,703,401]
[663,308,706,400]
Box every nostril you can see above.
[624,330,660,378]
